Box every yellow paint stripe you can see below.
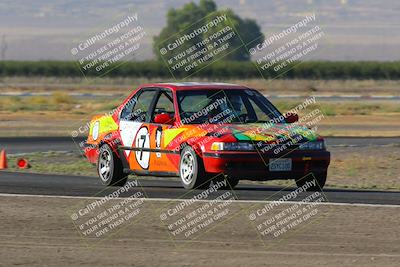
[163,128,187,146]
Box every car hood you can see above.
[206,123,319,143]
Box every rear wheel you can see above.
[97,144,127,186]
[179,146,211,189]
[295,171,327,191]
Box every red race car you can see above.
[84,82,330,191]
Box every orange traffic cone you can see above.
[0,150,8,169]
[16,158,30,169]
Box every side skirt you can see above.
[123,168,179,177]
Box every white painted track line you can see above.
[0,193,399,208]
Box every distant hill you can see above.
[0,0,399,61]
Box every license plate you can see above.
[269,158,292,171]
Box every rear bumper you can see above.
[202,150,330,180]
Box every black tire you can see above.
[295,171,327,191]
[97,144,127,186]
[179,146,211,189]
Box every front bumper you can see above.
[83,142,99,164]
[202,149,330,180]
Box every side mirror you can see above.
[285,112,299,123]
[154,113,174,125]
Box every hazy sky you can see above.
[0,0,399,61]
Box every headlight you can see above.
[211,142,255,151]
[299,141,325,150]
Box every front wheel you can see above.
[179,146,211,189]
[97,144,127,186]
[295,171,327,191]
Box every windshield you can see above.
[177,89,283,124]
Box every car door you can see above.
[147,88,180,174]
[119,88,158,172]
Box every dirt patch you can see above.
[327,146,400,190]
[0,196,398,266]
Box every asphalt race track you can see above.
[0,136,86,154]
[0,171,398,205]
[0,136,399,206]
[1,136,399,154]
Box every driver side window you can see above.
[151,91,175,122]
[120,90,156,122]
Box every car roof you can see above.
[138,82,250,91]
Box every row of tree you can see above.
[1,60,400,79]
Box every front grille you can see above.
[254,141,305,154]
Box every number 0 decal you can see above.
[155,126,162,158]
[135,126,150,169]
